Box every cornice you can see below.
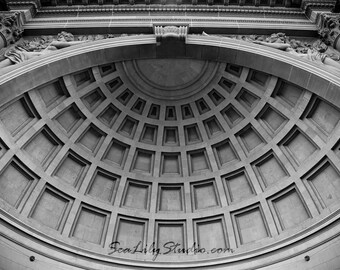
[36,5,305,15]
[23,4,315,35]
[27,17,314,24]
[22,16,317,36]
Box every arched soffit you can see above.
[0,35,340,270]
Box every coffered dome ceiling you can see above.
[0,38,340,269]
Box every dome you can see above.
[0,34,340,270]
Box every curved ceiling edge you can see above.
[1,208,340,269]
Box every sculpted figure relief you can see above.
[0,31,84,68]
[318,14,340,49]
[203,31,340,71]
[252,33,340,71]
[0,12,23,49]
[0,31,120,69]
